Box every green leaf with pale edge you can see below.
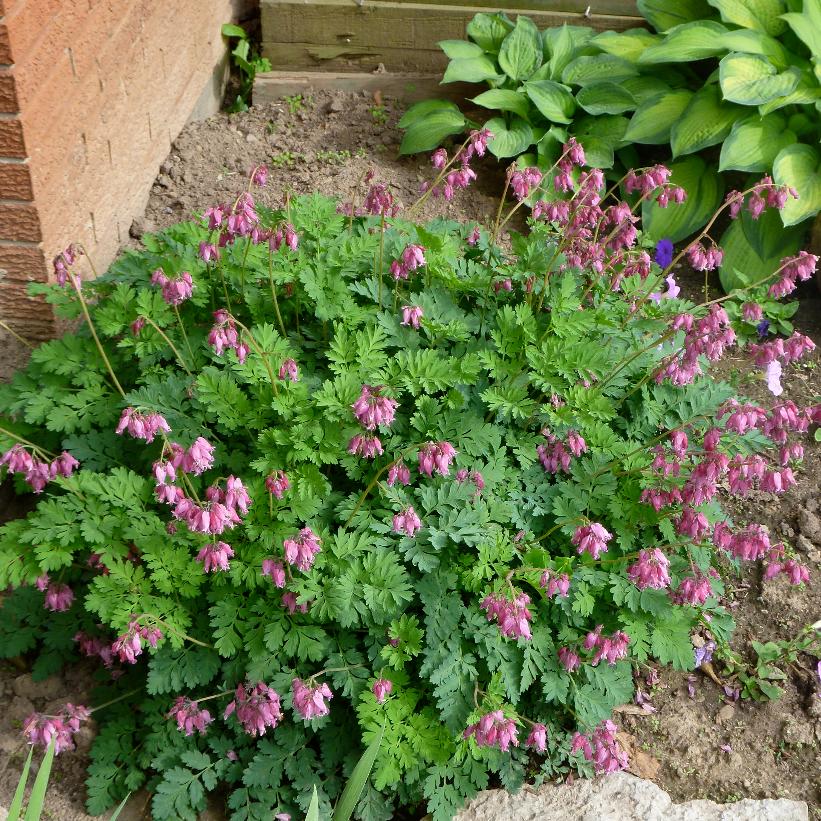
[524,80,576,124]
[485,116,534,158]
[398,99,461,128]
[719,114,795,171]
[639,21,729,63]
[624,89,693,144]
[591,28,660,62]
[772,143,821,226]
[467,12,514,53]
[637,0,717,32]
[562,54,638,86]
[576,83,636,115]
[438,40,484,60]
[571,115,628,169]
[719,52,800,105]
[781,2,821,57]
[643,155,724,242]
[670,85,743,156]
[718,217,801,291]
[719,29,790,67]
[707,0,788,35]
[471,89,531,120]
[332,721,385,821]
[399,107,466,155]
[498,16,542,82]
[442,56,503,85]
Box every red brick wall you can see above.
[0,0,254,340]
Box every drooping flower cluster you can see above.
[74,632,114,668]
[387,460,411,487]
[571,719,629,773]
[686,242,724,272]
[418,441,457,476]
[292,678,334,720]
[393,505,422,538]
[348,433,384,459]
[52,243,84,287]
[279,358,299,382]
[424,128,492,201]
[401,304,423,328]
[262,558,286,588]
[44,582,74,612]
[572,523,612,560]
[627,548,671,590]
[0,445,79,493]
[196,541,234,573]
[115,408,171,443]
[768,251,818,299]
[583,626,630,666]
[725,176,797,221]
[352,385,398,430]
[265,470,290,499]
[283,526,322,572]
[509,166,542,201]
[204,191,261,245]
[150,269,194,306]
[164,475,250,537]
[224,682,283,737]
[23,703,91,754]
[481,591,533,640]
[656,307,736,386]
[390,243,426,280]
[539,570,570,598]
[372,678,393,704]
[111,619,162,664]
[537,429,586,473]
[526,723,548,753]
[208,309,249,363]
[167,697,213,736]
[463,711,518,752]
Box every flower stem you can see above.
[71,279,126,398]
[0,319,34,349]
[267,249,287,338]
[173,305,195,366]
[140,316,193,375]
[0,425,56,458]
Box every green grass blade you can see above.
[304,785,320,821]
[107,792,132,820]
[332,723,385,821]
[7,746,34,821]
[23,740,55,821]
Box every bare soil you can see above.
[1,90,820,818]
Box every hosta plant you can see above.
[400,0,821,284]
[0,139,819,821]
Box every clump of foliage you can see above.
[400,1,821,282]
[0,139,819,821]
[222,23,272,112]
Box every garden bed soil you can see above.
[1,90,820,819]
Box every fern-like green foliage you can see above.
[0,185,806,821]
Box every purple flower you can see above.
[693,640,716,668]
[654,239,674,268]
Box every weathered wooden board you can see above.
[261,0,643,73]
[254,70,474,105]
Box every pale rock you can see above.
[455,772,808,821]
[13,673,63,701]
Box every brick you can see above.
[0,203,41,241]
[0,68,19,113]
[0,241,46,280]
[0,25,14,65]
[0,161,33,199]
[0,117,26,157]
